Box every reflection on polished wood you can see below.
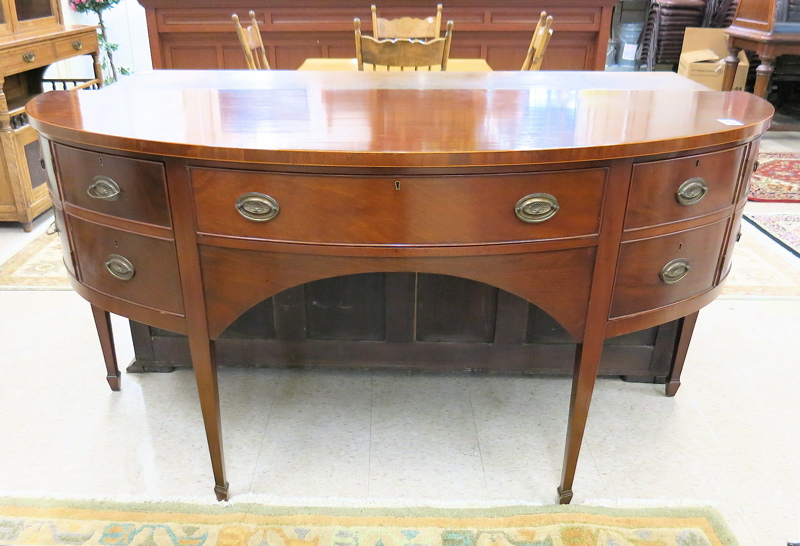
[299,57,490,71]
[27,70,773,503]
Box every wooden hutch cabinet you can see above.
[138,0,617,71]
[0,0,101,230]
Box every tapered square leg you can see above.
[90,304,121,391]
[558,337,603,504]
[189,336,229,501]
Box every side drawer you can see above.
[54,144,171,227]
[3,42,56,73]
[55,34,98,58]
[52,204,77,279]
[68,215,184,315]
[610,219,729,318]
[624,146,746,231]
[191,167,607,245]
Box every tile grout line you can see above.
[466,378,490,499]
[367,373,374,498]
[247,369,281,493]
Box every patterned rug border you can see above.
[0,230,71,291]
[749,152,800,203]
[0,496,740,545]
[744,213,800,258]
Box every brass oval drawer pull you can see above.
[87,176,121,200]
[235,192,280,222]
[22,52,36,63]
[675,177,708,206]
[659,258,690,284]
[514,193,559,223]
[72,40,84,51]
[105,254,135,281]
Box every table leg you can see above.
[90,304,121,391]
[189,335,229,501]
[722,47,742,92]
[754,56,776,99]
[557,334,604,504]
[665,311,699,397]
[91,51,103,87]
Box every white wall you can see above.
[49,0,152,80]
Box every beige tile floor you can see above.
[0,134,799,546]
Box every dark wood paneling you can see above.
[139,0,617,71]
[416,274,498,343]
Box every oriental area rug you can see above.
[0,497,740,546]
[0,230,70,290]
[748,152,800,203]
[744,213,800,258]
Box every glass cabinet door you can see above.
[14,0,54,22]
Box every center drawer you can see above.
[191,168,607,245]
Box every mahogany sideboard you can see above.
[27,70,773,503]
[137,0,617,71]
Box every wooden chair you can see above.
[232,11,270,69]
[355,18,454,71]
[521,11,554,71]
[371,4,443,39]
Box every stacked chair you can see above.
[232,10,270,69]
[637,0,705,71]
[354,17,454,71]
[371,3,442,39]
[521,11,554,71]
[355,5,454,71]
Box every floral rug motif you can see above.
[744,213,800,258]
[0,497,740,546]
[0,231,70,290]
[749,152,800,203]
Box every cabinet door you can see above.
[7,0,60,32]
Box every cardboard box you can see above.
[677,28,749,91]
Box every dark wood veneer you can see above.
[26,70,772,504]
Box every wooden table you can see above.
[27,70,772,503]
[298,57,492,71]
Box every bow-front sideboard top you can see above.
[26,70,773,502]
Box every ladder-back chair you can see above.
[355,18,454,71]
[521,11,554,71]
[371,4,443,39]
[232,11,270,69]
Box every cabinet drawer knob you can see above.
[87,176,121,200]
[659,258,690,284]
[514,193,559,223]
[72,40,84,51]
[675,177,708,206]
[235,192,280,222]
[105,254,135,281]
[22,52,36,63]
